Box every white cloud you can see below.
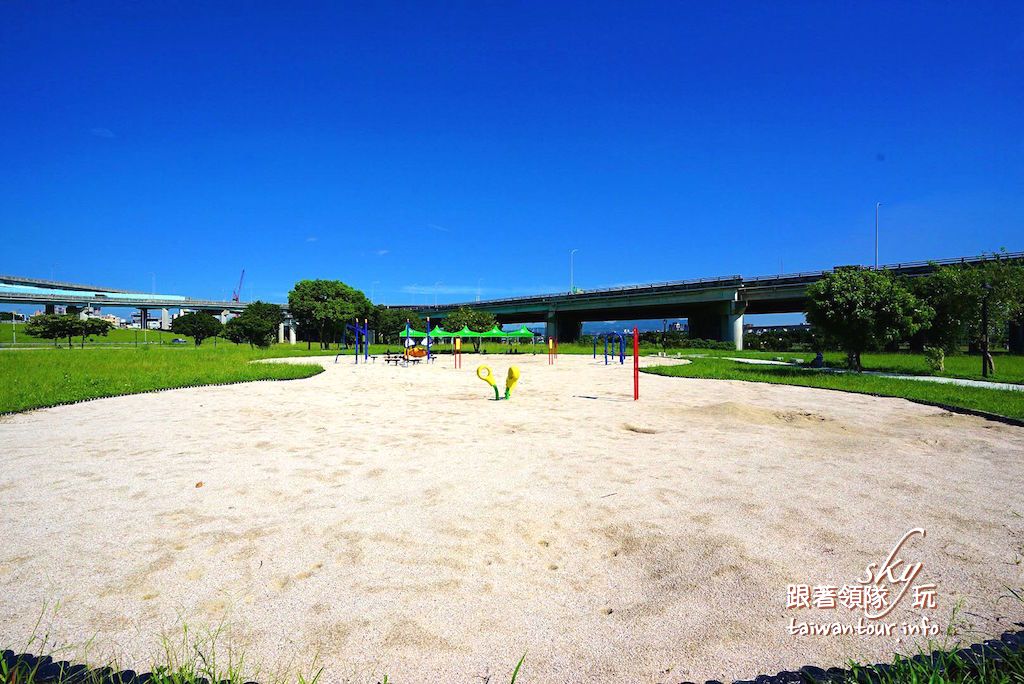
[90,127,116,138]
[375,249,390,256]
[306,236,318,242]
[428,223,450,232]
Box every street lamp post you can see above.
[569,249,579,293]
[981,282,994,378]
[874,202,881,269]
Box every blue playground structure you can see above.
[593,332,626,365]
[336,318,370,364]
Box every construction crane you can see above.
[232,269,246,302]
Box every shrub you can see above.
[924,346,945,373]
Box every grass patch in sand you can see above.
[0,346,324,414]
[643,357,1024,422]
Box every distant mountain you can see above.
[582,319,686,334]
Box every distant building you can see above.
[743,323,812,335]
[88,312,124,327]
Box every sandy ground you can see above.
[1,354,1023,683]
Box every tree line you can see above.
[25,315,114,348]
[806,255,1024,372]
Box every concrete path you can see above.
[723,357,1024,391]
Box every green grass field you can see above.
[0,322,198,346]
[0,346,326,414]
[643,357,1024,422]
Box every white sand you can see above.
[1,354,1022,683]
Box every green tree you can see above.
[288,280,371,349]
[224,301,283,348]
[222,317,247,345]
[912,256,1024,357]
[371,306,424,345]
[806,268,932,371]
[170,311,224,346]
[438,306,498,351]
[77,317,113,348]
[25,314,76,347]
[23,314,112,348]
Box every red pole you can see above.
[633,326,639,400]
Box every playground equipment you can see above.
[547,337,556,365]
[453,337,463,368]
[593,332,626,365]
[425,317,433,361]
[633,326,639,400]
[476,365,520,400]
[335,318,370,364]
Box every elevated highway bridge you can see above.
[395,252,1023,350]
[0,276,249,331]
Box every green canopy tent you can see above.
[505,324,540,352]
[427,326,450,339]
[399,328,427,338]
[507,325,538,339]
[452,326,480,338]
[480,325,507,338]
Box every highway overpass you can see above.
[0,276,249,330]
[394,252,1023,350]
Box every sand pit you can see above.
[1,354,1023,682]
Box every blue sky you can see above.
[1,2,1022,321]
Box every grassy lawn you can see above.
[644,346,1024,384]
[0,346,326,414]
[643,357,1024,422]
[0,322,197,346]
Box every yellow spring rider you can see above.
[476,366,520,400]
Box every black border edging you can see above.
[3,630,1023,683]
[714,628,1024,684]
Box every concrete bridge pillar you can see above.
[160,308,170,330]
[140,308,149,330]
[687,302,745,351]
[45,304,55,315]
[544,310,583,343]
[278,323,285,344]
[288,324,296,345]
[544,310,558,342]
[725,302,745,351]
[219,310,228,324]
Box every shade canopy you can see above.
[452,326,480,337]
[400,328,427,338]
[480,325,507,338]
[507,325,539,338]
[427,326,450,339]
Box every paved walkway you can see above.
[723,357,1024,392]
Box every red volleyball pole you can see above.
[633,326,639,400]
